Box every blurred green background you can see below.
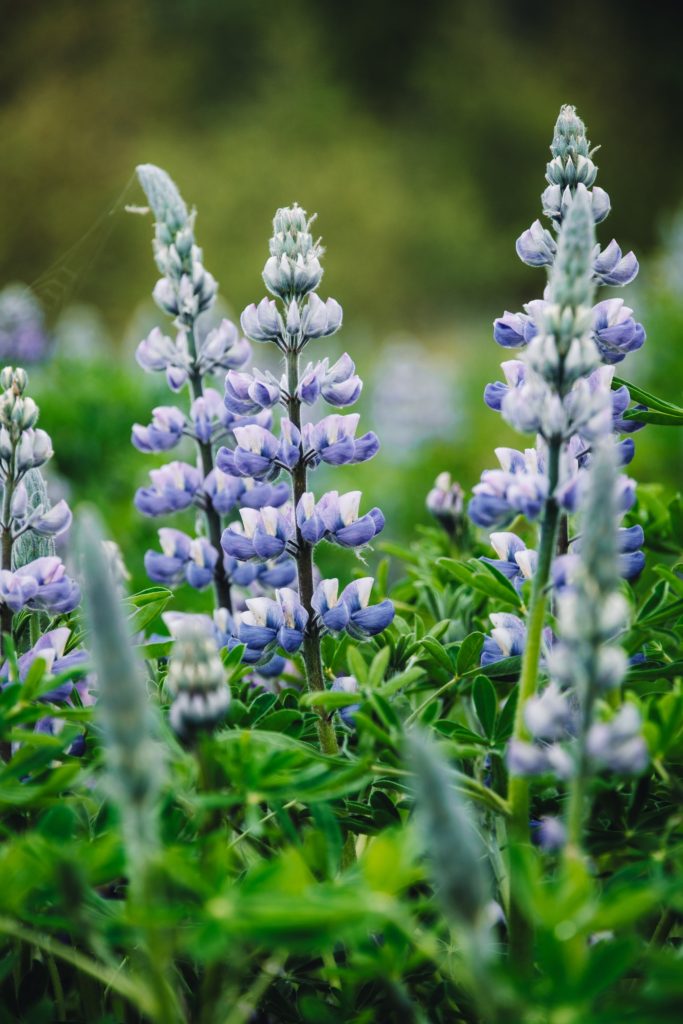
[1,0,681,589]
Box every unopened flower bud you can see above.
[166,617,230,741]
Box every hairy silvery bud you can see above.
[136,163,189,235]
[13,368,28,394]
[426,472,465,538]
[18,396,39,429]
[0,427,12,462]
[166,617,230,741]
[546,105,598,191]
[102,540,131,591]
[407,732,490,934]
[78,510,164,872]
[0,391,16,427]
[548,187,595,317]
[0,367,14,391]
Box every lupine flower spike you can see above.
[467,106,646,862]
[221,204,394,755]
[134,165,272,615]
[0,367,79,648]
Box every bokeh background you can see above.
[1,0,682,591]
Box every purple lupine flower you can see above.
[426,472,465,536]
[541,182,611,226]
[617,525,645,580]
[481,531,536,587]
[221,505,294,561]
[132,405,186,453]
[203,468,245,515]
[484,360,526,411]
[28,499,73,538]
[558,467,637,515]
[237,596,283,650]
[249,506,295,559]
[219,424,282,479]
[15,557,81,614]
[0,569,39,612]
[144,528,192,586]
[340,577,395,639]
[506,739,574,779]
[493,311,533,349]
[276,587,308,653]
[300,293,343,340]
[524,682,575,741]
[278,418,302,469]
[304,413,379,467]
[516,220,557,267]
[134,461,202,516]
[257,556,297,589]
[481,613,527,665]
[297,490,384,549]
[190,388,232,444]
[240,297,284,343]
[224,369,281,415]
[136,326,193,390]
[195,319,251,375]
[591,298,646,364]
[298,362,322,405]
[469,447,548,528]
[240,478,290,510]
[145,529,218,590]
[531,816,567,852]
[319,354,362,406]
[593,240,639,287]
[312,578,351,633]
[586,704,648,774]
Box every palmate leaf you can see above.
[211,729,373,802]
[438,557,522,608]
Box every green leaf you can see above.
[368,646,391,688]
[472,674,497,739]
[378,666,425,698]
[613,376,683,415]
[495,688,518,742]
[346,645,369,684]
[419,635,454,673]
[438,558,522,607]
[456,632,485,675]
[299,691,362,710]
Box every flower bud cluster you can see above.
[0,368,79,620]
[165,617,231,741]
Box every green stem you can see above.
[1,457,15,650]
[186,329,232,613]
[507,435,562,967]
[285,347,339,758]
[46,953,67,1021]
[0,915,156,1017]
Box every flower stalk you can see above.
[286,346,339,755]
